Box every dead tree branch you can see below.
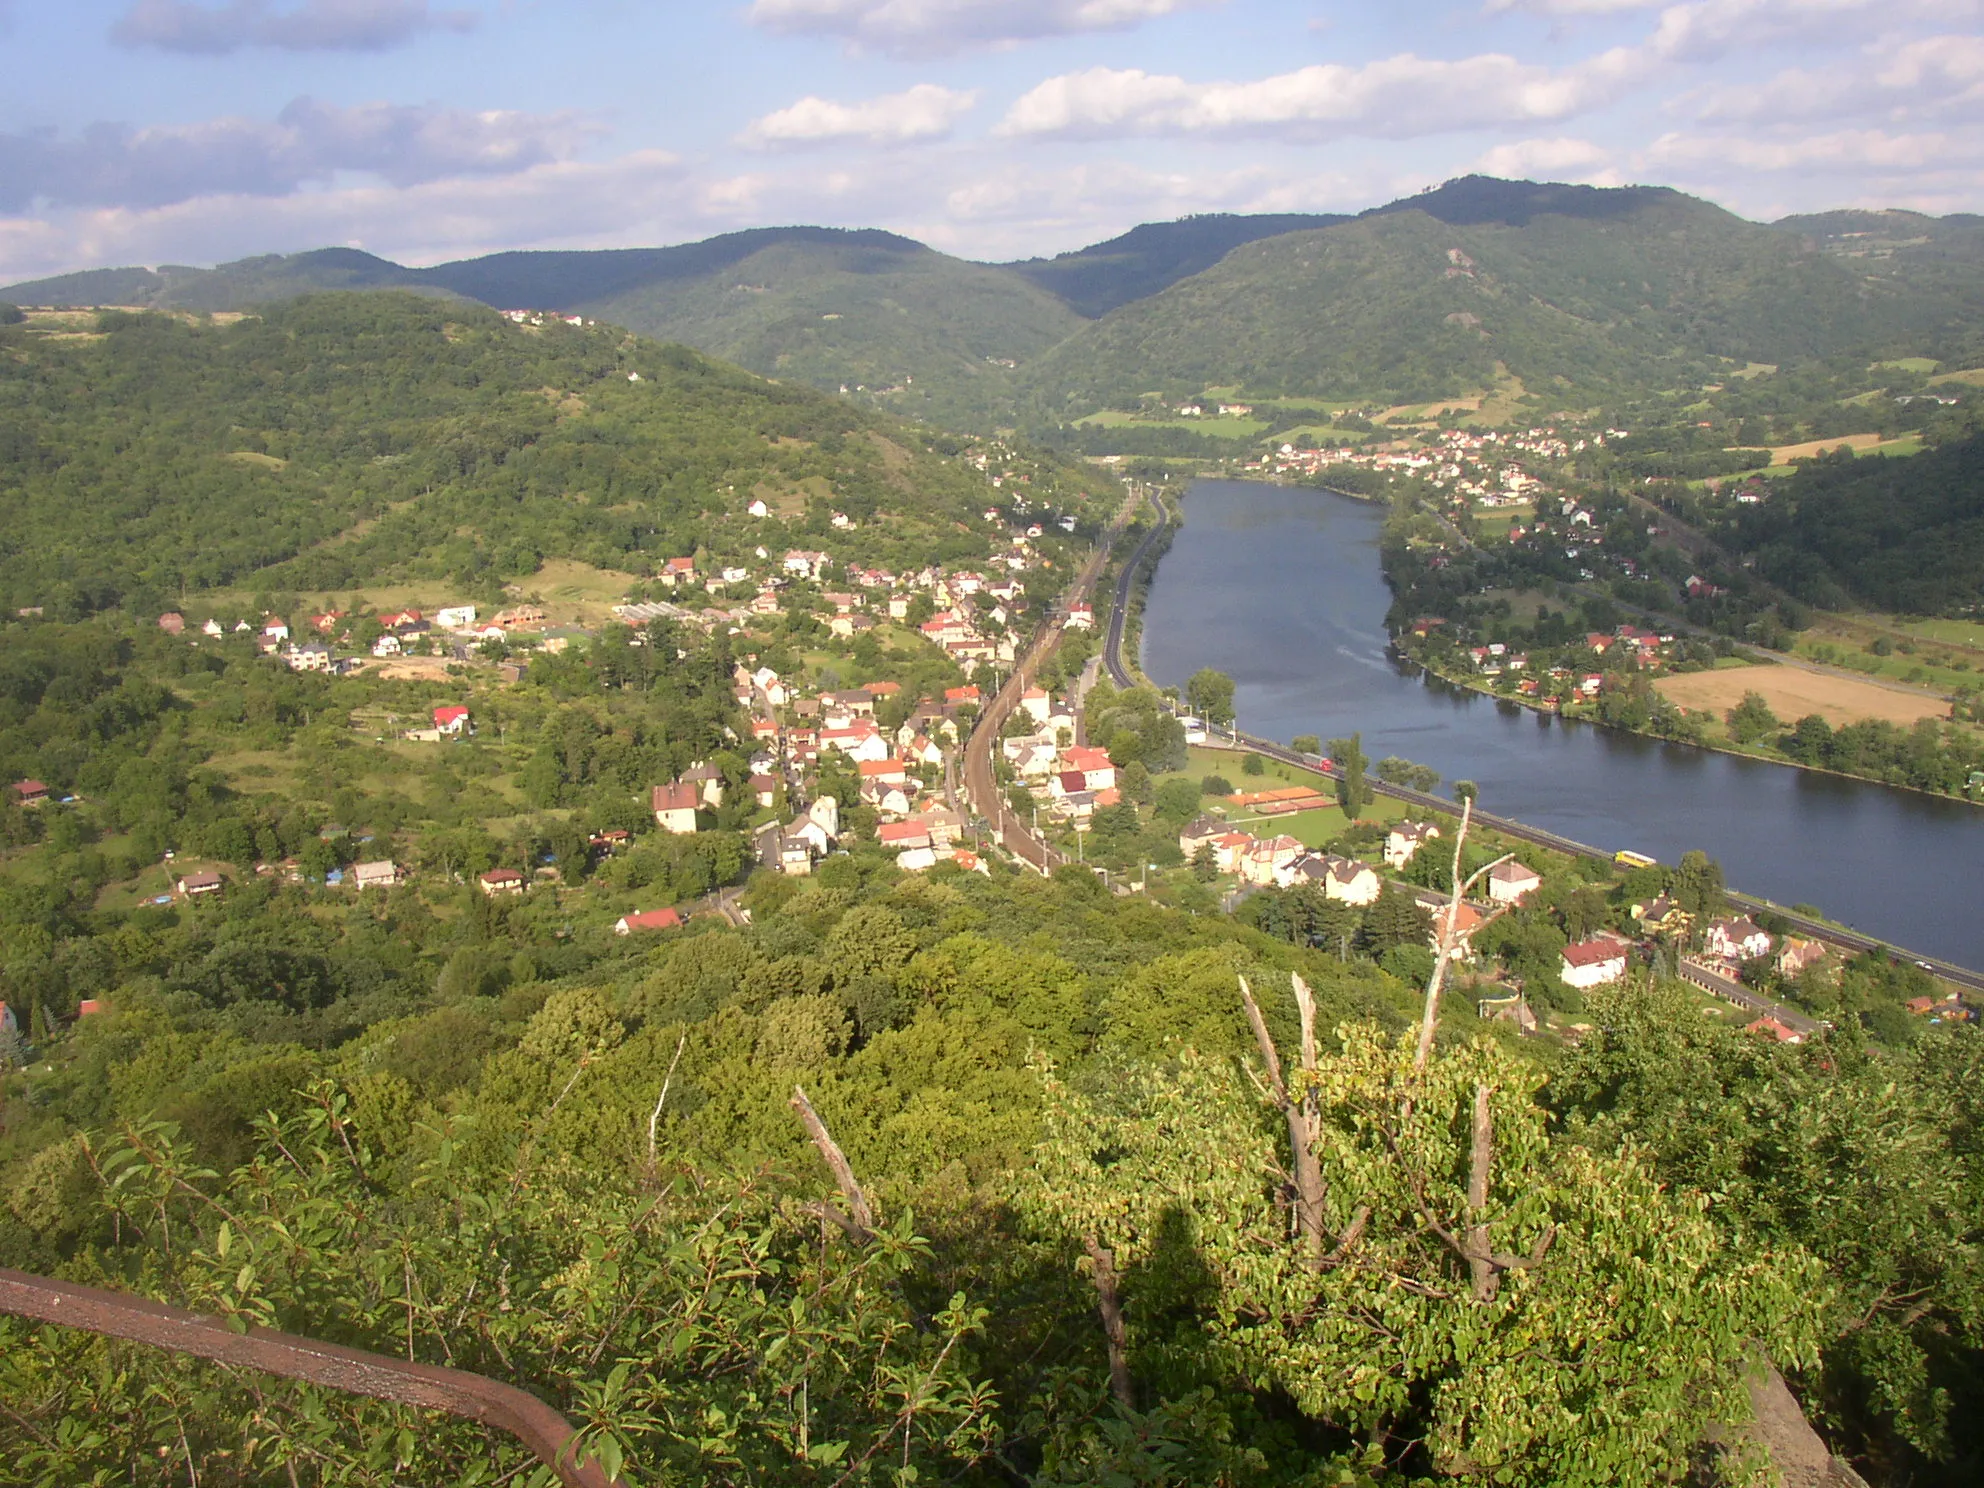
[645,1033,688,1163]
[1241,976,1330,1267]
[790,1086,875,1244]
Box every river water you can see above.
[1139,478,1984,967]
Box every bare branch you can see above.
[790,1086,875,1244]
[646,1033,688,1163]
[1292,972,1318,1080]
[1466,1082,1495,1303]
[1413,796,1478,1076]
[1241,976,1329,1267]
[1082,1237,1135,1411]
[1238,977,1285,1102]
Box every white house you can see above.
[652,782,700,835]
[1704,916,1773,963]
[1320,856,1383,906]
[352,860,402,891]
[436,605,478,630]
[1486,860,1543,904]
[747,498,770,518]
[1560,938,1628,989]
[1384,822,1441,869]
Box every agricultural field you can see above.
[1656,664,1952,730]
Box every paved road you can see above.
[960,489,1147,872]
[1678,957,1822,1036]
[1099,536,1984,994]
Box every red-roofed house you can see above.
[615,908,684,935]
[878,822,933,852]
[433,705,471,735]
[945,685,981,705]
[1060,746,1116,792]
[652,782,701,835]
[1560,938,1628,989]
[479,867,526,896]
[1746,1016,1805,1044]
[11,779,48,807]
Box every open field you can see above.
[1930,367,1984,387]
[1767,432,1923,465]
[1656,666,1950,729]
[522,558,645,623]
[1078,410,1268,440]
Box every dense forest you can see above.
[1715,436,1984,615]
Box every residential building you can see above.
[352,860,402,891]
[478,868,526,896]
[652,782,701,835]
[178,871,224,897]
[1560,938,1628,989]
[1384,821,1441,869]
[1486,860,1543,905]
[1703,916,1773,963]
[433,705,472,735]
[615,908,684,935]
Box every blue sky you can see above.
[2,0,1981,281]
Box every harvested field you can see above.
[1765,432,1915,465]
[1656,667,1950,729]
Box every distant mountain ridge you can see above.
[10,176,1984,428]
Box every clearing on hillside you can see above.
[1655,667,1950,730]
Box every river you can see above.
[1138,478,1984,967]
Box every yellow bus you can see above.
[1614,850,1657,869]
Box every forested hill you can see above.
[1717,434,1984,614]
[1002,211,1350,317]
[0,293,1071,618]
[11,178,1984,429]
[1018,183,1984,413]
[2,230,1086,434]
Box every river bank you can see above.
[1138,477,1984,968]
[1398,645,1984,810]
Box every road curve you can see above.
[1101,526,1984,992]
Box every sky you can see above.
[2,0,1982,282]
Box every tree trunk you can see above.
[1083,1236,1135,1411]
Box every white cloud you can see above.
[0,149,689,282]
[1692,34,1984,121]
[739,84,978,148]
[112,0,476,54]
[1648,125,1982,175]
[1469,135,1624,182]
[744,0,1220,55]
[998,51,1637,141]
[0,100,603,213]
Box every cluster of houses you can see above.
[155,603,567,672]
[1001,687,1122,823]
[1245,424,1625,512]
[628,553,1034,679]
[1410,620,1685,707]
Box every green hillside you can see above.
[0,293,1076,617]
[1020,182,1984,418]
[1716,435,1984,615]
[2,230,1084,432]
[13,179,1984,439]
[565,233,1084,431]
[1003,211,1348,317]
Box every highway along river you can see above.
[1139,478,1984,967]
